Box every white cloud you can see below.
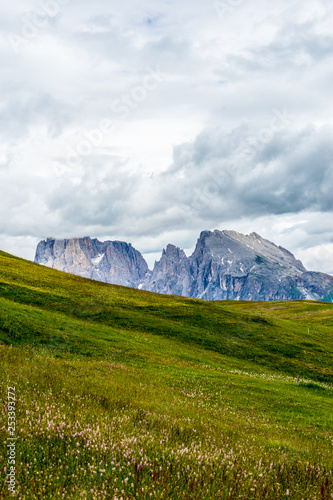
[0,0,332,274]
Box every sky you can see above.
[0,0,332,272]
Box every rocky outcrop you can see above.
[34,237,148,288]
[145,244,193,296]
[34,231,333,302]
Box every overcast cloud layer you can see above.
[0,0,332,272]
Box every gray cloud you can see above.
[32,123,332,240]
[158,124,333,218]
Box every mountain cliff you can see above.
[34,231,333,302]
[35,237,148,288]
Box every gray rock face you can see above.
[34,231,333,302]
[145,244,192,296]
[34,237,148,288]
[142,230,333,302]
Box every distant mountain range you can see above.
[34,230,333,302]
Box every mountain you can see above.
[34,231,333,302]
[143,230,333,302]
[34,237,148,288]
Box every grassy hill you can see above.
[0,250,332,499]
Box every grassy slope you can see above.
[0,250,332,499]
[0,250,332,382]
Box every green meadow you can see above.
[0,249,332,499]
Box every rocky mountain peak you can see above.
[35,237,148,287]
[162,244,187,260]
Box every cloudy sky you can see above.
[0,0,332,272]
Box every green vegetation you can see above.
[0,250,332,499]
[255,255,264,265]
[290,286,302,298]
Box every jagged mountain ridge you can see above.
[34,231,333,302]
